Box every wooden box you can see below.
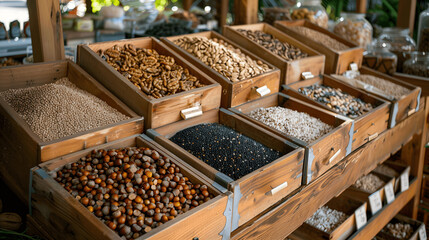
[223,23,325,85]
[393,72,429,97]
[160,31,281,108]
[0,60,144,201]
[77,37,222,129]
[376,214,425,240]
[291,194,368,240]
[282,75,390,151]
[373,161,410,193]
[146,108,304,230]
[229,92,353,184]
[274,20,364,75]
[331,66,421,128]
[31,135,233,240]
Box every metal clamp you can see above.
[301,72,314,80]
[180,103,203,120]
[266,181,288,196]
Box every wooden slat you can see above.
[356,0,367,13]
[231,108,424,240]
[234,0,258,24]
[217,0,229,31]
[397,0,417,36]
[183,0,192,11]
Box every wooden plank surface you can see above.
[397,0,417,36]
[231,108,424,240]
[234,0,258,24]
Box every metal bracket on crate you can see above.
[215,172,234,189]
[346,121,354,155]
[390,102,399,128]
[416,89,421,112]
[306,148,315,184]
[181,103,203,120]
[146,129,161,139]
[219,193,233,240]
[231,184,242,231]
[301,72,314,80]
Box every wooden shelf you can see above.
[231,109,425,240]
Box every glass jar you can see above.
[334,13,372,49]
[363,40,397,75]
[378,28,416,72]
[120,0,158,36]
[417,4,429,52]
[290,0,328,28]
[403,52,429,78]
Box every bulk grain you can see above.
[354,74,410,99]
[353,173,386,192]
[305,206,348,233]
[289,26,349,51]
[0,77,129,142]
[375,165,398,177]
[382,223,413,239]
[169,123,281,180]
[54,146,214,239]
[173,36,271,82]
[248,106,333,143]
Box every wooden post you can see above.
[218,0,229,31]
[28,0,65,62]
[86,0,93,14]
[234,0,258,25]
[356,0,367,13]
[397,0,417,36]
[183,0,192,11]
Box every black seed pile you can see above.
[169,123,282,180]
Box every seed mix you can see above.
[353,173,386,193]
[289,26,349,51]
[354,74,410,99]
[305,206,348,233]
[382,223,413,239]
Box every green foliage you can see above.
[321,0,348,20]
[91,0,121,13]
[367,0,399,27]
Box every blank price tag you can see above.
[355,205,367,230]
[400,168,410,192]
[384,182,395,204]
[419,225,427,240]
[369,191,382,215]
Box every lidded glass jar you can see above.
[363,40,397,75]
[334,13,372,48]
[378,28,416,72]
[403,52,429,78]
[290,0,328,28]
[417,4,429,52]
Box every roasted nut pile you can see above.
[248,106,333,143]
[334,19,372,48]
[170,123,282,180]
[403,62,429,78]
[374,165,398,177]
[298,85,374,118]
[382,222,413,239]
[354,74,410,99]
[237,29,308,61]
[418,28,429,52]
[143,22,194,38]
[173,37,271,82]
[98,44,205,99]
[0,78,129,142]
[305,206,348,233]
[353,173,386,192]
[54,146,214,239]
[289,26,349,51]
[291,8,328,28]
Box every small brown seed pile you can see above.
[289,26,349,51]
[291,8,329,28]
[98,44,205,99]
[382,223,413,239]
[54,147,214,239]
[418,28,429,52]
[354,74,410,99]
[403,61,429,78]
[353,173,386,192]
[305,206,348,233]
[299,85,374,118]
[374,165,398,177]
[248,106,333,143]
[0,78,129,142]
[173,36,271,82]
[237,29,308,61]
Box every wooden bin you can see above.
[77,37,222,129]
[282,75,390,151]
[31,135,233,240]
[331,66,421,128]
[229,92,353,184]
[160,31,281,108]
[223,23,325,85]
[291,194,368,240]
[146,108,304,230]
[274,20,364,75]
[393,72,429,97]
[376,214,426,240]
[373,161,410,193]
[0,60,143,201]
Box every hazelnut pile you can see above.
[54,147,214,239]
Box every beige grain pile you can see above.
[355,74,410,99]
[353,173,386,192]
[290,26,349,51]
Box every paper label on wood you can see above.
[418,225,427,240]
[369,191,382,215]
[400,168,410,192]
[384,182,395,204]
[355,205,367,230]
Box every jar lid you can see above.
[340,12,365,18]
[381,27,410,35]
[297,0,322,5]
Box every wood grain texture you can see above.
[397,0,417,35]
[231,109,424,240]
[393,73,429,97]
[234,0,258,24]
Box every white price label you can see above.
[355,205,367,230]
[369,191,382,215]
[384,182,395,204]
[400,168,410,192]
[419,225,427,240]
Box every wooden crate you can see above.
[421,174,429,202]
[291,194,368,240]
[393,72,429,97]
[0,60,143,201]
[160,31,281,108]
[274,20,364,75]
[331,66,421,128]
[282,74,390,151]
[373,161,409,193]
[376,214,425,240]
[146,108,304,230]
[229,92,353,184]
[31,135,233,240]
[223,23,325,85]
[77,37,222,129]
